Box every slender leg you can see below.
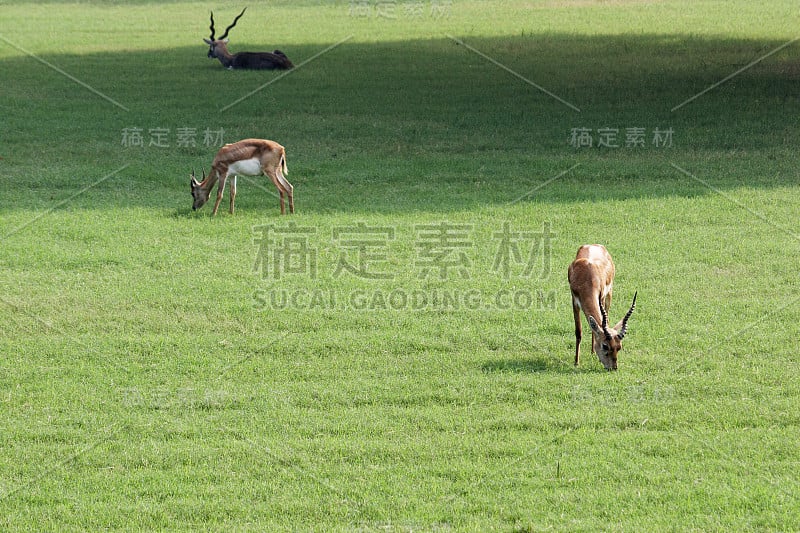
[273,167,294,215]
[229,176,237,214]
[266,170,286,215]
[572,301,582,366]
[212,175,227,216]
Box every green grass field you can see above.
[1,1,799,530]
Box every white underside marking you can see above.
[602,282,613,299]
[227,158,262,177]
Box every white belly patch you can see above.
[228,158,262,177]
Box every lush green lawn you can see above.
[1,1,799,530]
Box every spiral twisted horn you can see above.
[617,292,637,339]
[219,8,247,40]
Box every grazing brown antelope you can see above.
[204,8,294,70]
[567,244,637,371]
[190,139,294,215]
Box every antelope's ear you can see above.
[587,315,602,335]
[223,38,229,44]
[203,38,213,45]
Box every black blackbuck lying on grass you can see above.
[204,8,294,70]
[190,139,294,215]
[568,244,637,371]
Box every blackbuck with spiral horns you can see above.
[204,8,294,70]
[190,139,294,215]
[567,244,637,371]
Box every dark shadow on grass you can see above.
[481,356,603,374]
[482,357,566,374]
[1,33,798,214]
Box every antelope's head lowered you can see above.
[190,169,211,211]
[587,292,637,371]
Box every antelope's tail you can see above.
[275,148,292,192]
[280,149,288,175]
